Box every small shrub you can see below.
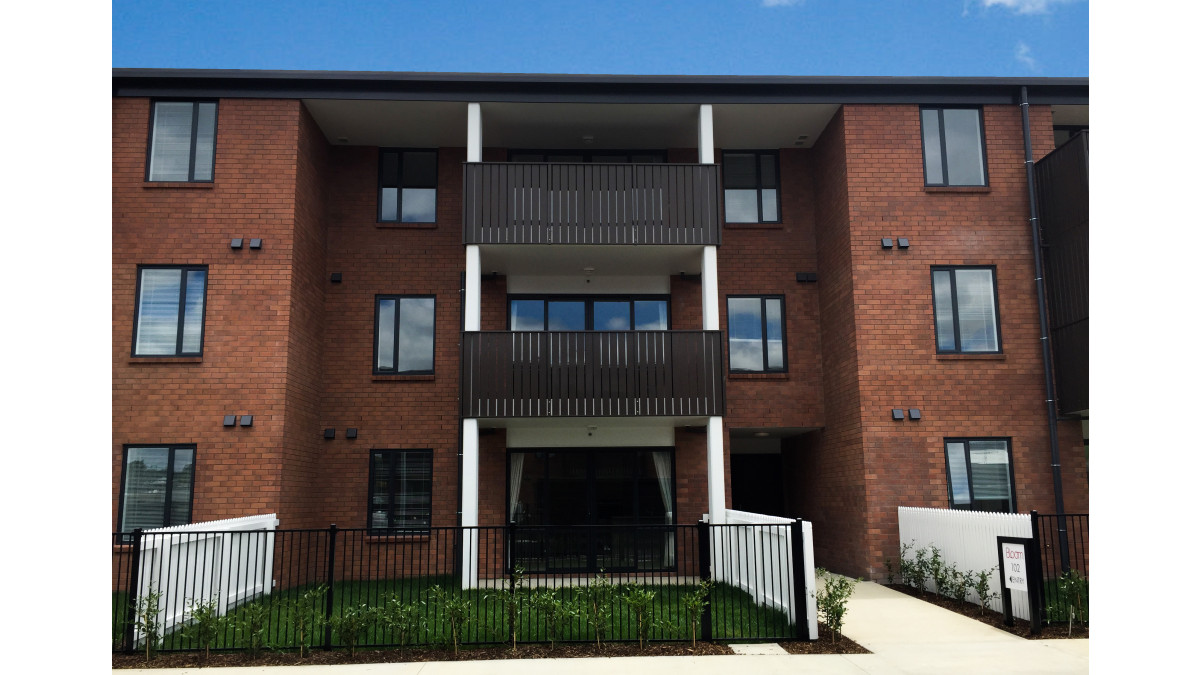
[328,603,376,655]
[1058,569,1088,635]
[428,585,472,657]
[814,568,860,644]
[134,586,163,662]
[947,565,970,607]
[972,567,999,615]
[679,580,713,647]
[234,599,273,656]
[488,565,525,651]
[622,585,657,649]
[184,596,223,660]
[910,546,930,594]
[281,585,327,658]
[884,558,896,585]
[529,588,578,649]
[379,593,423,652]
[929,547,950,597]
[577,571,615,650]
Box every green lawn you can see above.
[115,576,796,652]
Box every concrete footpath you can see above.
[115,581,1088,675]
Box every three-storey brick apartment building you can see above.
[112,70,1089,579]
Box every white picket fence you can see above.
[897,507,1032,620]
[135,514,279,642]
[716,510,818,638]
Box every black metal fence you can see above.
[113,521,810,653]
[1030,512,1088,625]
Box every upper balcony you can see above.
[463,162,721,246]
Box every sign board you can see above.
[999,540,1029,592]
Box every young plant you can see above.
[622,585,657,649]
[910,546,930,594]
[134,586,163,662]
[972,567,999,615]
[489,565,525,651]
[234,599,273,656]
[282,585,327,658]
[929,547,949,597]
[1059,569,1088,635]
[379,593,423,652]
[577,571,615,650]
[884,558,896,585]
[897,541,914,586]
[428,585,472,657]
[328,603,376,656]
[529,588,579,648]
[184,596,223,660]
[947,565,970,607]
[814,568,860,644]
[679,579,713,647]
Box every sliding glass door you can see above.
[508,447,675,572]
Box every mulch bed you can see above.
[114,628,871,668]
[884,584,1087,640]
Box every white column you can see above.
[702,245,719,331]
[707,416,726,523]
[467,102,482,163]
[461,418,479,589]
[698,104,714,164]
[465,245,481,332]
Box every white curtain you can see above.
[652,451,675,565]
[508,453,525,524]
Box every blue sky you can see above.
[113,0,1088,76]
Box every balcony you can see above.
[461,330,725,418]
[463,163,721,245]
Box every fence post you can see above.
[1028,526,1044,636]
[790,520,811,640]
[1030,510,1043,628]
[323,524,337,651]
[123,528,143,654]
[698,519,712,642]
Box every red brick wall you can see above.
[315,145,465,530]
[113,97,312,527]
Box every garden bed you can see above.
[884,584,1087,639]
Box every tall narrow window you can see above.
[945,439,1015,512]
[147,101,217,182]
[722,150,780,223]
[379,150,438,223]
[931,266,1001,353]
[368,450,433,533]
[374,295,435,374]
[133,266,208,356]
[727,296,786,372]
[921,108,987,187]
[119,445,196,532]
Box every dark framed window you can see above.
[945,439,1015,512]
[508,295,670,331]
[727,295,786,372]
[378,149,438,223]
[507,150,666,163]
[921,107,987,187]
[374,295,435,374]
[931,266,1001,353]
[722,150,780,223]
[368,450,433,533]
[119,445,196,532]
[132,266,208,357]
[147,101,217,182]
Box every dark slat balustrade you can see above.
[462,330,725,418]
[463,162,721,245]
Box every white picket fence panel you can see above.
[716,510,817,637]
[897,507,1032,620]
[135,514,279,643]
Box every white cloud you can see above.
[1015,41,1039,70]
[979,0,1083,14]
[762,0,802,7]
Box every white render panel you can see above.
[698,104,715,164]
[467,102,482,162]
[707,416,726,523]
[465,245,481,332]
[702,246,719,331]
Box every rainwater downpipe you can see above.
[1019,86,1071,572]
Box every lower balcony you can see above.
[461,330,725,418]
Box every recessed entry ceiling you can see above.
[303,99,840,150]
[1050,104,1088,126]
[479,244,704,277]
